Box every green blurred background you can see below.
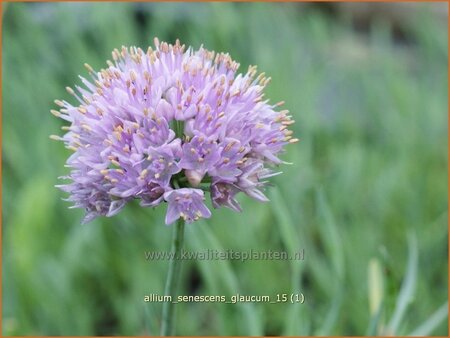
[2,2,448,336]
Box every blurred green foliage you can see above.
[2,2,448,336]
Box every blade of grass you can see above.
[315,189,345,280]
[270,187,309,335]
[386,232,418,335]
[315,189,345,335]
[317,291,344,336]
[409,302,448,336]
[188,221,264,336]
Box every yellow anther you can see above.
[140,169,148,179]
[50,109,61,117]
[49,135,61,141]
[84,63,94,73]
[54,99,64,107]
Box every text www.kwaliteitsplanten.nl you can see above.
[144,248,305,261]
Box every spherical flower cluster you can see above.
[52,38,297,225]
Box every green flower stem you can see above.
[160,218,185,336]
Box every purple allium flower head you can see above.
[52,38,297,225]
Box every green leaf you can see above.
[409,302,448,336]
[386,232,418,335]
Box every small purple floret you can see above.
[164,188,211,224]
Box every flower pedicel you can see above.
[51,38,297,225]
